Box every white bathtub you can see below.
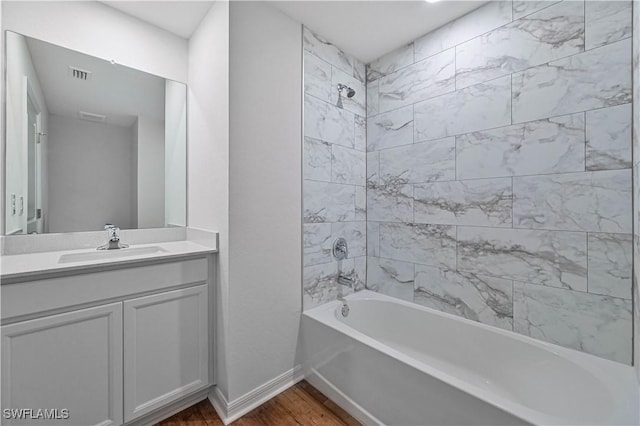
[300,290,638,426]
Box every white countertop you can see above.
[1,240,217,283]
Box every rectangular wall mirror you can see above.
[4,31,187,235]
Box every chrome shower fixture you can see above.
[336,83,356,108]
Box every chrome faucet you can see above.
[98,224,129,250]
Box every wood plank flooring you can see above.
[156,381,361,426]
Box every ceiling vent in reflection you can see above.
[78,111,106,123]
[68,66,92,81]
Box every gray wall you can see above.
[48,114,135,232]
[364,0,632,364]
[302,28,368,309]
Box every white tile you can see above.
[332,145,366,186]
[414,75,511,142]
[456,113,585,180]
[367,106,413,151]
[379,138,455,184]
[414,1,512,61]
[513,282,632,364]
[456,1,584,89]
[304,51,332,102]
[585,1,632,50]
[586,103,632,171]
[380,222,456,269]
[414,178,512,227]
[379,48,455,113]
[304,94,355,148]
[512,39,632,123]
[303,223,332,266]
[367,43,414,81]
[512,1,560,20]
[588,233,632,299]
[367,80,380,116]
[367,257,414,301]
[457,226,587,291]
[303,137,331,182]
[513,170,632,233]
[414,265,513,330]
[304,180,356,223]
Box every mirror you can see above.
[4,31,187,235]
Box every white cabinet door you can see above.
[123,285,209,422]
[1,303,123,426]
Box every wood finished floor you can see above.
[156,381,361,426]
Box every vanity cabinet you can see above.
[123,285,209,422]
[1,303,124,426]
[1,256,213,426]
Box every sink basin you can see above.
[58,246,169,264]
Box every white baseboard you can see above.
[209,365,303,425]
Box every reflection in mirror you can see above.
[4,31,187,235]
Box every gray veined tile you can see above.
[355,186,366,221]
[456,1,584,89]
[367,105,413,151]
[380,222,456,269]
[367,257,415,302]
[414,1,512,62]
[414,178,512,227]
[414,265,513,330]
[303,27,360,79]
[332,145,366,186]
[456,113,585,180]
[331,66,366,117]
[353,61,366,83]
[367,222,380,256]
[457,226,587,291]
[414,75,511,142]
[367,43,414,82]
[304,51,332,103]
[303,223,332,266]
[512,1,560,20]
[367,80,380,117]
[588,233,632,300]
[332,221,366,259]
[303,258,355,310]
[303,137,331,182]
[354,115,366,152]
[379,137,455,184]
[512,38,632,124]
[378,48,455,113]
[513,282,632,364]
[303,180,356,223]
[304,95,355,148]
[366,151,380,186]
[585,1,632,50]
[513,169,632,233]
[367,181,413,223]
[586,103,632,171]
[353,256,367,290]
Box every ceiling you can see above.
[270,1,487,63]
[27,36,167,127]
[101,1,214,39]
[99,1,485,64]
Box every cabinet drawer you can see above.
[2,258,207,322]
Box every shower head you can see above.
[337,83,356,98]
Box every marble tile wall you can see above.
[366,0,633,364]
[632,0,639,380]
[303,28,367,309]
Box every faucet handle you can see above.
[104,224,119,241]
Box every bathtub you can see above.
[300,290,638,426]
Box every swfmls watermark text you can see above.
[3,408,70,420]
